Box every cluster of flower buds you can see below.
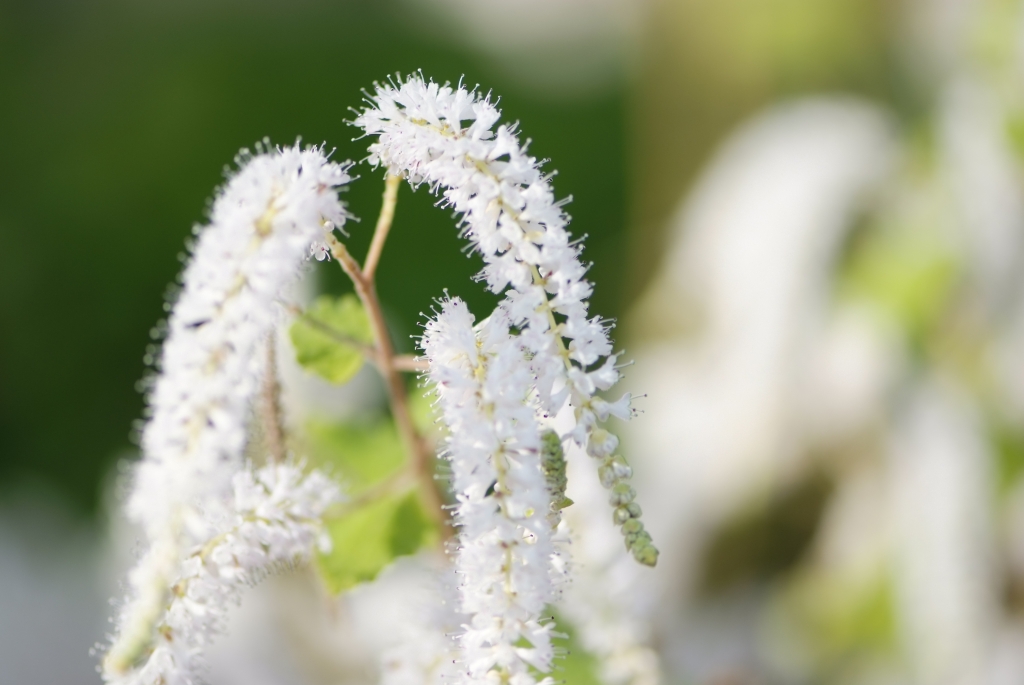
[590,428,657,566]
[540,429,573,527]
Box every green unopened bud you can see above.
[632,544,659,567]
[540,429,572,525]
[621,519,643,535]
[610,457,632,480]
[625,530,652,552]
[633,530,652,547]
[608,482,635,506]
[541,430,563,459]
[613,506,632,525]
[587,428,618,457]
[598,463,617,489]
[626,502,642,518]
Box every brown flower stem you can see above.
[362,173,401,281]
[325,183,450,538]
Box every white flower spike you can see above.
[113,464,338,685]
[103,143,351,684]
[422,297,562,685]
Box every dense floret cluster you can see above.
[104,145,351,684]
[422,298,562,685]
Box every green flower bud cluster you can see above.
[540,430,574,526]
[596,446,658,567]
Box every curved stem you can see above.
[325,184,450,538]
[363,173,401,281]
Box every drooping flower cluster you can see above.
[132,144,350,533]
[422,298,562,685]
[103,144,351,683]
[113,464,339,685]
[355,75,656,564]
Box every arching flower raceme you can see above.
[355,76,657,565]
[117,464,339,685]
[103,143,351,684]
[422,297,562,685]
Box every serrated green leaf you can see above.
[306,418,406,495]
[290,294,374,384]
[317,489,438,594]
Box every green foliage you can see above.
[289,294,374,385]
[317,489,438,594]
[306,418,405,495]
[307,416,439,594]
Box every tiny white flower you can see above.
[310,241,331,261]
[109,463,339,685]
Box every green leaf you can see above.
[390,491,434,556]
[317,489,438,594]
[290,294,374,384]
[306,418,406,495]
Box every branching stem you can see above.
[326,180,450,538]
